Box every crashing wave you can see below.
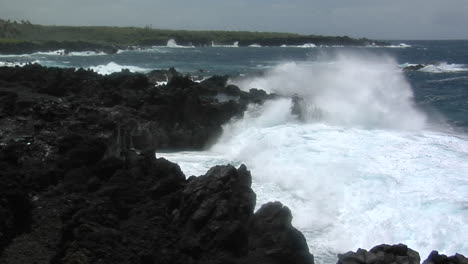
[211,41,239,48]
[231,53,428,130]
[88,62,151,75]
[166,39,195,48]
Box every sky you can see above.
[0,0,467,40]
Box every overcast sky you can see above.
[0,0,467,40]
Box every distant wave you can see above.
[248,44,262,48]
[400,62,468,73]
[281,43,317,48]
[88,62,151,75]
[211,41,239,48]
[0,60,42,67]
[366,43,412,48]
[68,51,108,56]
[166,39,195,48]
[420,62,468,73]
[0,49,108,58]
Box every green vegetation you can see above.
[0,18,386,53]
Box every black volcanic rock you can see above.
[423,251,468,264]
[0,64,271,151]
[337,244,420,264]
[403,64,426,72]
[247,202,314,264]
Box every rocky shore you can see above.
[0,64,466,264]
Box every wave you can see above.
[166,39,195,48]
[159,52,468,262]
[160,122,468,263]
[420,62,468,73]
[231,53,428,130]
[0,61,27,67]
[0,60,42,67]
[0,50,66,58]
[211,41,239,48]
[367,43,412,48]
[67,51,108,56]
[33,49,67,56]
[248,44,262,48]
[88,62,151,75]
[281,43,317,48]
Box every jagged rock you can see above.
[403,64,425,71]
[337,244,420,264]
[247,202,314,264]
[175,165,256,259]
[423,251,468,264]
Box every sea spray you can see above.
[231,52,427,130]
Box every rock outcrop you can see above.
[338,245,468,264]
[0,64,311,264]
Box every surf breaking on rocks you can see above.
[159,52,468,264]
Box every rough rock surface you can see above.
[338,245,468,264]
[338,244,420,264]
[423,251,468,264]
[0,65,311,264]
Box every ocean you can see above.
[1,40,467,263]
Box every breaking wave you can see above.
[88,62,151,75]
[420,62,468,73]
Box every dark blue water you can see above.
[1,40,467,132]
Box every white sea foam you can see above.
[0,61,26,67]
[160,123,468,264]
[248,44,262,48]
[0,60,43,67]
[33,49,67,56]
[68,51,107,56]
[166,39,195,48]
[232,53,427,130]
[420,62,468,73]
[158,52,468,263]
[211,41,239,48]
[366,43,412,48]
[281,43,317,48]
[88,62,151,75]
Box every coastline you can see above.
[0,64,466,263]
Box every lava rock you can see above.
[247,201,314,264]
[337,244,420,264]
[423,251,468,264]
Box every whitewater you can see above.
[158,53,468,264]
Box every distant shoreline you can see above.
[0,19,388,54]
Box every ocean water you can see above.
[1,40,468,263]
